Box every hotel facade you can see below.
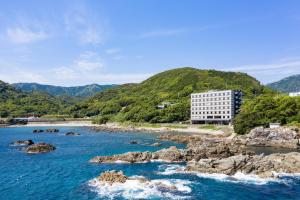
[289,92,300,97]
[190,90,242,124]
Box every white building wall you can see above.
[289,92,300,97]
[191,90,235,122]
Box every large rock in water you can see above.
[97,170,128,185]
[246,127,300,149]
[26,143,56,153]
[45,128,59,133]
[90,146,184,163]
[65,132,80,136]
[11,140,34,146]
[186,152,300,178]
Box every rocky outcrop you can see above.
[33,128,59,133]
[45,128,59,133]
[245,127,300,149]
[186,152,300,178]
[33,129,44,133]
[129,140,138,144]
[65,132,80,136]
[26,143,56,153]
[90,146,184,163]
[184,139,255,162]
[11,140,34,146]
[97,170,128,185]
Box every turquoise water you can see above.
[0,127,300,200]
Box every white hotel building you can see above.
[289,92,300,97]
[191,90,242,124]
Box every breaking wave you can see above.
[157,164,300,185]
[88,175,192,199]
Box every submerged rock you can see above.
[26,143,56,154]
[90,146,184,163]
[33,129,44,133]
[65,132,80,136]
[150,142,162,147]
[11,140,34,146]
[45,128,59,133]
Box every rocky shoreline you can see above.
[90,126,300,179]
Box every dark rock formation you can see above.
[26,143,56,153]
[129,140,138,144]
[45,128,59,133]
[65,132,80,136]
[33,129,44,133]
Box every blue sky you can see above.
[0,0,299,86]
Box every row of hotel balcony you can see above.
[192,97,231,102]
[191,91,232,98]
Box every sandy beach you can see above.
[6,121,230,136]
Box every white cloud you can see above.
[105,48,121,54]
[64,7,108,45]
[223,57,300,83]
[75,51,104,71]
[6,27,48,44]
[140,28,186,38]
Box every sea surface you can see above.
[1,127,300,200]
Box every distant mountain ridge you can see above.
[12,83,117,97]
[0,80,73,117]
[267,75,300,93]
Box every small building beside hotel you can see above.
[190,90,242,124]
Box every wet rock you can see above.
[129,140,138,144]
[11,140,34,146]
[45,128,59,133]
[97,170,128,185]
[26,143,56,154]
[65,132,80,136]
[33,129,44,133]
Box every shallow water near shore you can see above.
[1,127,300,200]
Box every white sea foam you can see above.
[157,164,299,185]
[88,176,192,199]
[157,164,186,175]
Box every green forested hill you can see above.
[12,83,116,97]
[267,75,300,93]
[68,67,272,123]
[0,80,72,117]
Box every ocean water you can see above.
[1,127,300,200]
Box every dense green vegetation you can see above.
[0,80,72,117]
[12,82,116,97]
[67,67,271,124]
[267,74,300,93]
[234,94,300,134]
